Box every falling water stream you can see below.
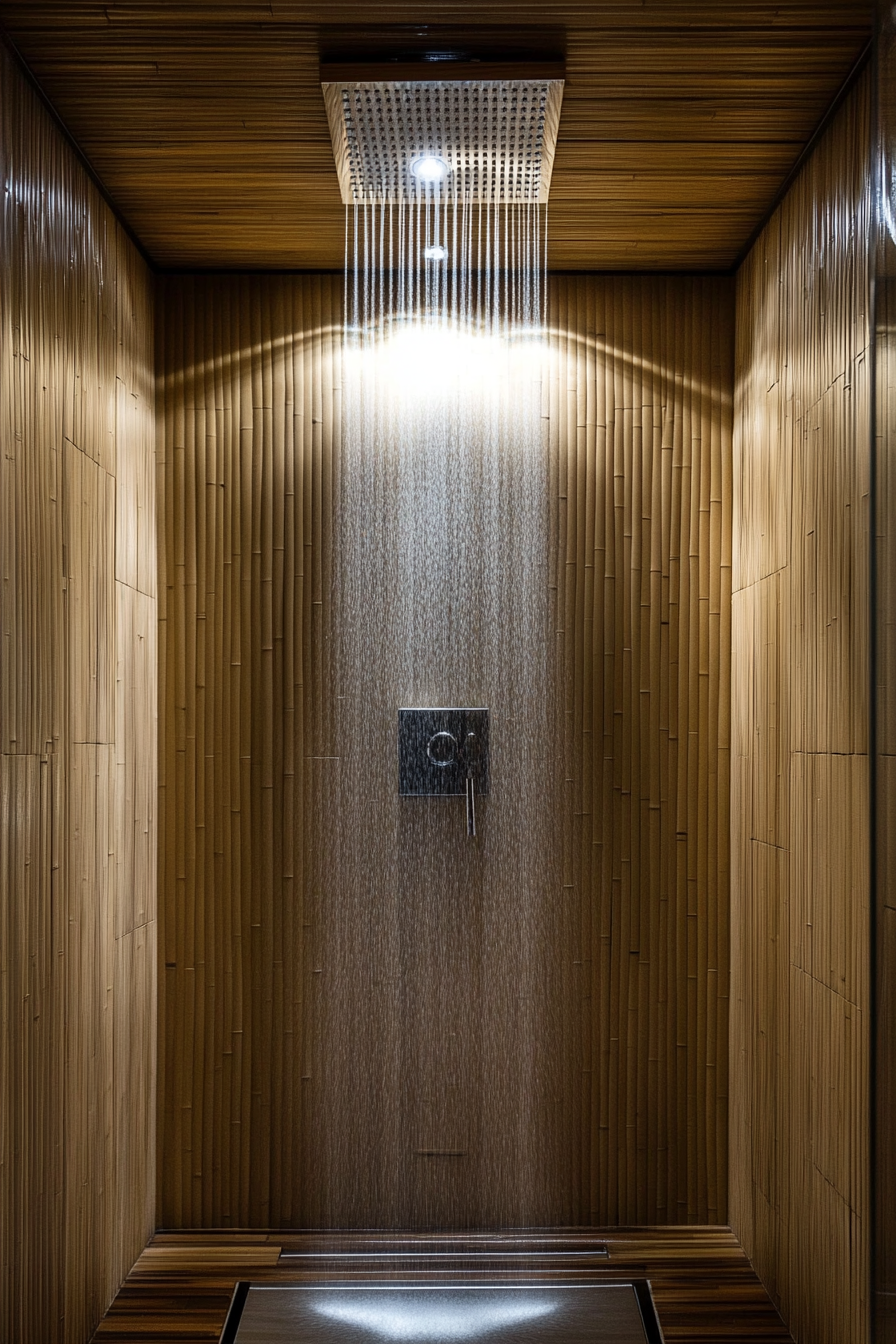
[307,178,571,1228]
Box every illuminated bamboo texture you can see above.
[729,70,871,1344]
[0,40,157,1344]
[158,272,731,1228]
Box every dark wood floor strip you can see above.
[91,1229,794,1344]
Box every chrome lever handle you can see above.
[464,732,476,838]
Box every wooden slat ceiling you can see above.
[0,2,872,271]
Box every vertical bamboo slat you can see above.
[729,69,871,1344]
[0,38,157,1344]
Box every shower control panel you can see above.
[399,708,489,837]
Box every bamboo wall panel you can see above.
[0,1,870,271]
[551,276,733,1224]
[0,39,157,1344]
[729,70,870,1344]
[156,274,340,1229]
[158,272,731,1228]
[875,22,896,1333]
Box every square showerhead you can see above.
[321,73,564,205]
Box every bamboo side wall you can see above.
[157,272,732,1228]
[0,41,157,1344]
[729,70,871,1344]
[875,24,896,1329]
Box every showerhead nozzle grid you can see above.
[322,78,564,205]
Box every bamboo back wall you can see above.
[729,71,871,1344]
[157,272,731,1228]
[0,39,157,1344]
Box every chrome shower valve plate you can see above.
[398,707,489,796]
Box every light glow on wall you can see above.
[344,322,544,405]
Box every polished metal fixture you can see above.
[398,708,489,838]
[321,75,564,205]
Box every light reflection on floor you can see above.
[312,1292,554,1340]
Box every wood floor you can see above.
[91,1229,793,1343]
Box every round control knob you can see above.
[426,730,457,767]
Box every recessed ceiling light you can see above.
[410,155,449,184]
[423,245,449,262]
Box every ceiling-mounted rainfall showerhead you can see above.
[321,67,564,205]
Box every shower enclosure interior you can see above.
[2,9,890,1343]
